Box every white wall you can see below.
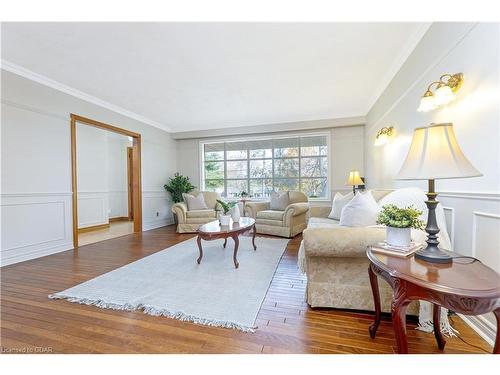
[106,134,131,219]
[176,125,365,204]
[365,22,500,345]
[76,126,132,228]
[1,70,177,266]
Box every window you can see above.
[202,134,329,199]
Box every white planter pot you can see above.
[230,205,240,223]
[386,227,411,247]
[219,215,231,226]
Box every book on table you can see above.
[370,241,424,257]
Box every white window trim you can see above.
[199,131,331,202]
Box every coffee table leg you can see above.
[223,238,227,248]
[252,224,257,251]
[232,235,239,269]
[196,235,203,264]
[433,304,446,350]
[368,264,381,338]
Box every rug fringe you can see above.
[48,294,256,333]
[416,320,459,337]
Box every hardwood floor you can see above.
[0,225,490,354]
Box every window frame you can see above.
[199,132,331,201]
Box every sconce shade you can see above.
[346,170,364,186]
[396,123,482,180]
[417,93,436,112]
[434,84,455,106]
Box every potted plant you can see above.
[164,173,196,224]
[376,204,425,247]
[216,199,236,226]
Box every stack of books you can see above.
[370,241,424,257]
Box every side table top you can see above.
[367,247,500,298]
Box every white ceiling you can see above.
[1,22,429,132]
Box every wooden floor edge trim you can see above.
[77,223,110,233]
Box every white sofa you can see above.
[299,188,451,314]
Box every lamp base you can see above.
[415,245,452,264]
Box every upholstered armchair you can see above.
[171,191,221,233]
[245,191,309,238]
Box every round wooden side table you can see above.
[366,247,500,354]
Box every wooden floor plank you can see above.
[0,225,490,354]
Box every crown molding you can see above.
[364,22,432,114]
[1,60,172,132]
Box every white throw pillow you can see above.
[182,192,208,211]
[270,191,290,211]
[339,191,380,227]
[377,187,451,250]
[328,192,354,220]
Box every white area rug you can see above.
[49,236,289,332]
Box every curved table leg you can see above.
[392,297,411,354]
[433,304,446,350]
[196,236,203,264]
[368,264,381,339]
[223,238,227,248]
[252,224,257,250]
[232,235,240,269]
[494,308,500,354]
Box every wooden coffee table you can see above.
[196,217,256,269]
[367,247,500,354]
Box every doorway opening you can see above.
[70,114,142,248]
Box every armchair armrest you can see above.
[245,201,270,219]
[171,202,188,223]
[303,226,385,258]
[309,205,331,218]
[283,202,309,226]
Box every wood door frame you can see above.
[127,146,134,220]
[70,114,142,248]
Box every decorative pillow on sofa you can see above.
[328,191,354,220]
[270,191,290,211]
[182,192,208,211]
[339,190,380,227]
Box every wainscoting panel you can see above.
[108,190,128,219]
[142,190,174,231]
[439,193,500,348]
[77,192,108,229]
[1,193,73,266]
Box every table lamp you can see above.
[396,123,482,263]
[347,170,364,194]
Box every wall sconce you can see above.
[374,126,394,146]
[417,73,464,112]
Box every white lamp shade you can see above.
[396,123,482,180]
[346,170,364,186]
[374,133,388,146]
[417,95,436,112]
[434,84,456,106]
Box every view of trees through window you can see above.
[202,135,328,199]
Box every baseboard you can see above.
[1,241,74,267]
[143,218,174,231]
[109,216,131,223]
[458,314,495,348]
[78,223,110,233]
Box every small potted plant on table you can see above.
[377,204,425,247]
[216,199,236,226]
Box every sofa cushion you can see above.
[256,210,285,221]
[308,217,340,228]
[328,192,354,220]
[186,209,216,219]
[183,193,208,210]
[339,191,380,227]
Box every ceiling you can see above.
[1,22,429,132]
